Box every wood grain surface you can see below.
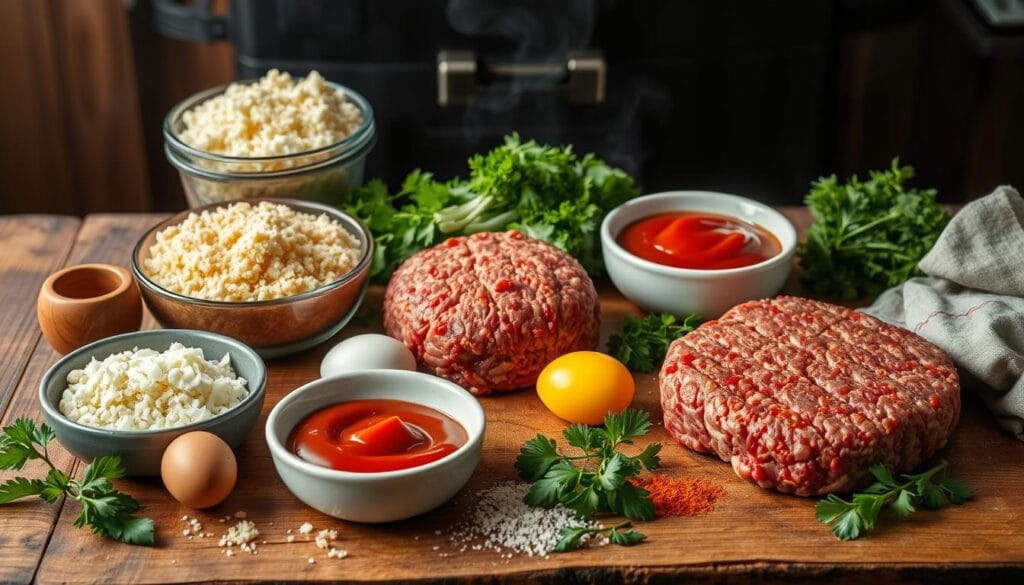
[1,210,1023,585]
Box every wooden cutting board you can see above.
[1,211,1023,584]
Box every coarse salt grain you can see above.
[447,481,605,557]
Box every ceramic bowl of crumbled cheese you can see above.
[131,198,372,358]
[38,329,266,476]
[163,69,375,207]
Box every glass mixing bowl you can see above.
[163,80,376,208]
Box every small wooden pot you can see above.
[37,264,143,354]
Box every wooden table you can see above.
[1,211,1023,585]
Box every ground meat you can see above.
[659,296,960,496]
[384,231,600,395]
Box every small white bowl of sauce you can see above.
[600,191,797,318]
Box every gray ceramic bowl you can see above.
[266,370,485,523]
[131,198,372,359]
[39,329,266,476]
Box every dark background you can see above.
[0,0,1021,215]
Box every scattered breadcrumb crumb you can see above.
[219,520,260,554]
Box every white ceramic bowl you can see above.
[600,191,797,318]
[265,370,485,523]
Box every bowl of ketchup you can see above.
[600,191,797,318]
[266,370,485,523]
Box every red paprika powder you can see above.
[632,476,724,517]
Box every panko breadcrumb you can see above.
[144,201,361,302]
[179,69,363,158]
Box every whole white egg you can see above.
[320,334,418,378]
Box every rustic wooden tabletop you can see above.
[0,210,1022,585]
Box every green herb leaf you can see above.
[0,477,47,503]
[515,434,561,482]
[606,480,656,521]
[890,490,916,517]
[601,409,652,447]
[940,478,974,504]
[517,408,659,549]
[815,460,971,541]
[0,418,153,546]
[609,527,646,546]
[563,424,601,453]
[632,443,663,472]
[554,526,595,552]
[344,134,639,282]
[798,159,949,299]
[607,313,701,373]
[525,462,580,508]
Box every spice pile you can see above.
[447,481,606,558]
[631,476,724,517]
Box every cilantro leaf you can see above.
[607,313,701,373]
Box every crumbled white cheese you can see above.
[298,522,314,535]
[59,343,248,431]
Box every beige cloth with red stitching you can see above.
[864,185,1024,441]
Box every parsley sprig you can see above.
[798,159,949,299]
[515,408,661,551]
[815,460,972,541]
[0,418,154,545]
[554,520,645,552]
[607,313,702,373]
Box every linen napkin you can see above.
[864,185,1024,441]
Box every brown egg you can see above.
[161,431,237,509]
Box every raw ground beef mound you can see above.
[659,296,960,495]
[384,231,600,395]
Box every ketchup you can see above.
[288,399,468,473]
[617,211,781,270]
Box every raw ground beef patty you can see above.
[659,296,960,495]
[384,231,600,395]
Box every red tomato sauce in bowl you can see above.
[617,211,781,270]
[288,399,468,473]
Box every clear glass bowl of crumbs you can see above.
[163,80,376,208]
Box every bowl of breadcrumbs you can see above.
[131,198,372,358]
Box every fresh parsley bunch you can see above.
[607,313,702,373]
[515,408,662,551]
[816,460,972,541]
[0,418,154,545]
[344,134,639,281]
[798,159,949,299]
